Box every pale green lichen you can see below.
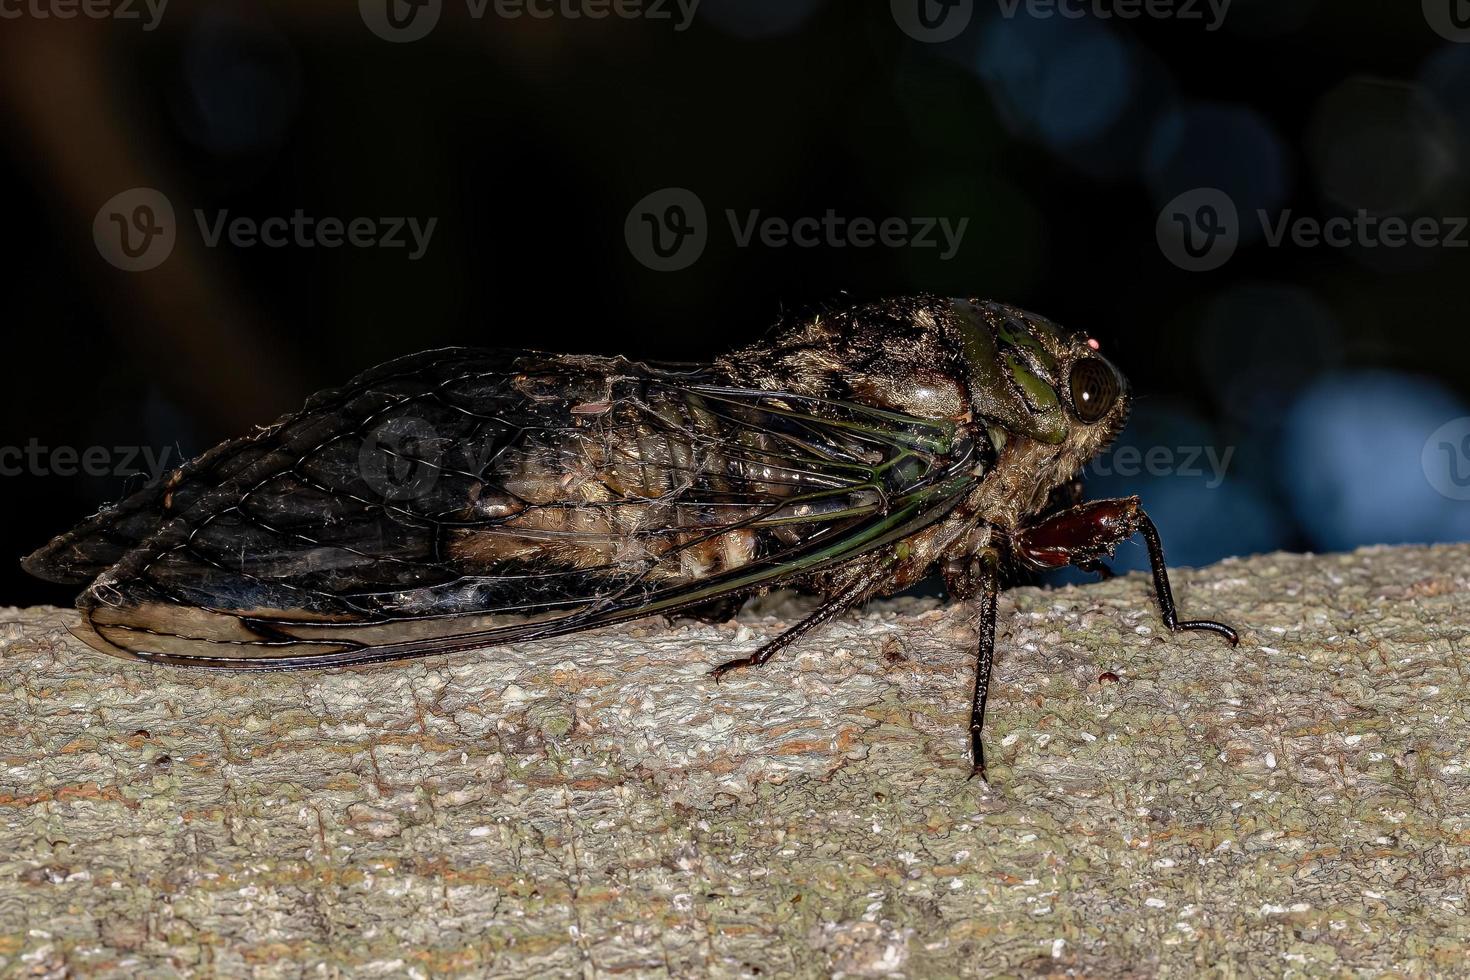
[1,545,1468,976]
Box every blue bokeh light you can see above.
[1075,402,1290,574]
[1194,283,1343,427]
[974,15,1136,151]
[178,7,301,157]
[1421,44,1470,145]
[1147,103,1291,242]
[1280,372,1470,551]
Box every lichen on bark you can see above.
[2,544,1468,976]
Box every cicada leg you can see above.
[1014,496,1239,645]
[961,549,1002,781]
[709,565,886,680]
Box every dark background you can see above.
[5,0,1470,607]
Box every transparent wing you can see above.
[28,348,980,668]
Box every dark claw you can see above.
[1174,619,1239,646]
[708,657,753,681]
[968,732,987,782]
[1077,558,1115,582]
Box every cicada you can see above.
[24,296,1237,776]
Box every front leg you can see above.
[945,547,1002,780]
[1014,496,1239,646]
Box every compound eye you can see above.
[1069,357,1120,424]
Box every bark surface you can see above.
[2,545,1468,976]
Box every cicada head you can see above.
[943,297,1130,456]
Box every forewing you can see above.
[38,350,980,667]
[23,348,470,586]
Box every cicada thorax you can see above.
[719,295,1130,534]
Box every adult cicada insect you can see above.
[24,296,1237,776]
